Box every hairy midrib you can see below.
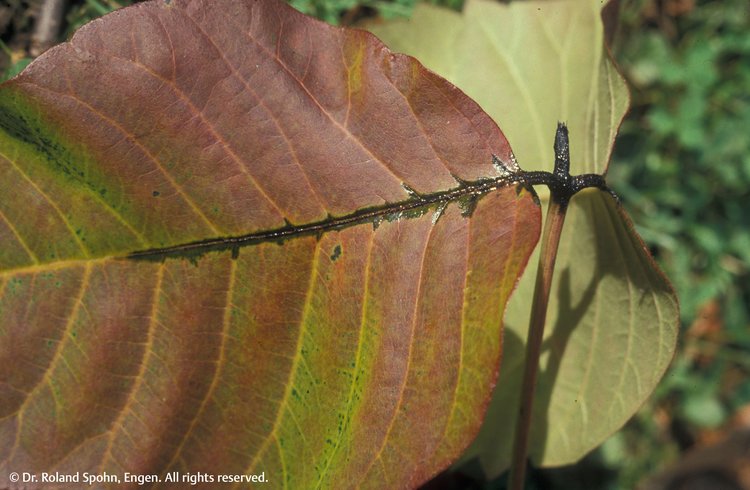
[127,175,533,261]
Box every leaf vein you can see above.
[240,241,321,480]
[160,258,237,474]
[6,263,92,466]
[228,13,409,188]
[0,207,39,264]
[479,16,546,161]
[176,11,330,218]
[360,219,436,484]
[314,230,376,488]
[97,262,164,472]
[0,148,91,257]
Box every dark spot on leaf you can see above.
[330,244,342,262]
[152,190,160,197]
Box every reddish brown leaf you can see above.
[0,0,540,487]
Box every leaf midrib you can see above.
[126,175,530,262]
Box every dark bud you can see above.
[553,122,571,183]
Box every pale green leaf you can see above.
[474,190,678,473]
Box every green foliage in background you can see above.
[0,40,30,80]
[609,0,750,331]
[65,0,132,35]
[601,1,750,488]
[288,0,412,23]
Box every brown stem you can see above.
[31,0,67,57]
[508,197,568,490]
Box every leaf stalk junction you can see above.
[507,122,612,490]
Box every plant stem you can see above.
[507,195,568,490]
[31,0,67,57]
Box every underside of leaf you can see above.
[472,190,679,474]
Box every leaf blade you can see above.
[0,0,542,487]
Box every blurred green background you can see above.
[1,0,748,488]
